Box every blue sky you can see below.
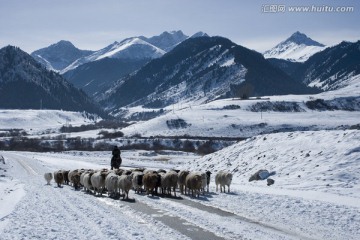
[0,0,359,53]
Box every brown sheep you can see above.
[62,170,70,185]
[143,172,159,196]
[162,171,178,197]
[54,170,64,188]
[185,172,202,197]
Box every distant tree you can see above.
[236,83,254,99]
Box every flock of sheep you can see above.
[44,167,233,199]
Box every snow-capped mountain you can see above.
[61,37,165,74]
[140,30,189,52]
[292,40,360,91]
[99,36,316,112]
[31,40,93,71]
[0,46,105,116]
[61,31,210,94]
[264,31,326,62]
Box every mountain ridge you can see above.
[0,45,106,117]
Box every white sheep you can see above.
[105,172,119,198]
[118,174,132,199]
[44,172,53,185]
[83,172,95,192]
[90,169,109,196]
[215,170,233,193]
[178,170,190,195]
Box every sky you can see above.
[0,0,359,53]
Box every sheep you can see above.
[80,171,89,187]
[157,171,166,195]
[185,172,203,197]
[161,170,178,197]
[53,170,64,188]
[90,169,109,196]
[157,169,166,174]
[83,172,95,193]
[205,171,212,193]
[68,169,82,190]
[215,171,233,193]
[105,172,119,198]
[67,170,77,186]
[44,172,53,185]
[131,171,144,194]
[178,170,190,194]
[71,172,82,190]
[143,172,159,196]
[62,170,70,185]
[117,174,133,199]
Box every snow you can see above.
[220,57,235,67]
[264,42,325,62]
[120,85,360,138]
[0,68,359,238]
[61,38,165,74]
[97,38,165,60]
[1,128,359,239]
[0,109,100,134]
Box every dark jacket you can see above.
[111,147,122,169]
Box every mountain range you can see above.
[98,36,318,112]
[32,30,199,73]
[1,31,358,117]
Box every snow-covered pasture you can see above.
[1,129,359,239]
[118,79,360,138]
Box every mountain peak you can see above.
[286,31,325,47]
[190,31,210,38]
[54,40,76,48]
[31,40,94,71]
[263,32,326,62]
[143,30,189,51]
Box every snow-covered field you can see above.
[0,109,100,134]
[1,129,359,239]
[120,78,360,138]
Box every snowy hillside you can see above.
[0,109,100,133]
[264,32,326,62]
[292,40,360,92]
[61,38,165,73]
[119,82,360,138]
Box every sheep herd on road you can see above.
[47,168,233,200]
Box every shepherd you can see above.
[111,145,122,170]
